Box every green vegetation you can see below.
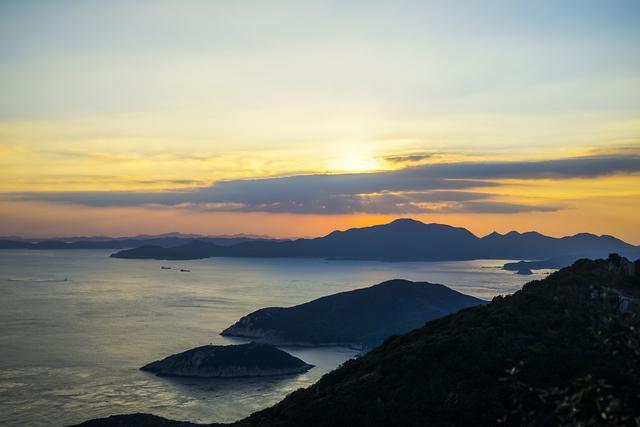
[239,255,640,426]
[76,255,640,426]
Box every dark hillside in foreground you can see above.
[76,255,640,426]
[221,279,485,348]
[111,218,640,262]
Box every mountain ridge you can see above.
[110,218,640,262]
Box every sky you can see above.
[1,0,639,242]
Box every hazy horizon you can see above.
[2,216,639,246]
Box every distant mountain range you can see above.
[221,279,485,349]
[0,234,275,250]
[110,218,640,263]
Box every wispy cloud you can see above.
[379,152,436,165]
[45,149,224,164]
[4,154,639,214]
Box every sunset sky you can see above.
[1,1,639,242]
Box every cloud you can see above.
[439,201,560,214]
[421,155,640,180]
[380,153,435,165]
[46,149,223,164]
[585,143,640,157]
[4,154,639,214]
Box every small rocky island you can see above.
[515,267,533,275]
[140,342,313,378]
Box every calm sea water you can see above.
[0,250,550,426]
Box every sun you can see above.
[333,156,380,172]
[328,147,381,173]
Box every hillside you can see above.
[111,218,640,261]
[221,279,485,348]
[76,255,640,426]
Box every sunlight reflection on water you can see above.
[0,250,548,426]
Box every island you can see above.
[140,342,313,378]
[221,279,485,349]
[77,255,640,426]
[515,267,533,275]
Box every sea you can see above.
[0,249,552,426]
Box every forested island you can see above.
[221,279,485,349]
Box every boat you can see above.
[161,266,171,269]
[180,269,191,272]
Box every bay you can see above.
[0,250,550,426]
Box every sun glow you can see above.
[332,157,381,172]
[328,146,382,172]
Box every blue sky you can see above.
[0,1,639,240]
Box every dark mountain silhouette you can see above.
[481,230,637,259]
[141,342,313,378]
[221,279,485,349]
[0,236,269,250]
[0,239,31,249]
[74,255,640,426]
[111,218,640,262]
[116,241,229,260]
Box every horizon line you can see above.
[1,217,635,245]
